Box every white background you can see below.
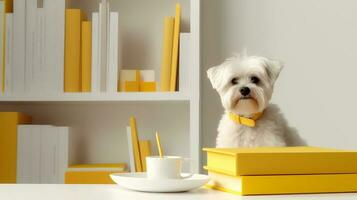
[201,0,357,158]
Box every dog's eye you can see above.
[251,76,260,84]
[231,78,238,85]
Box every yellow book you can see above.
[81,21,92,92]
[0,0,12,93]
[68,163,127,171]
[65,171,121,184]
[0,112,32,183]
[64,9,82,92]
[139,140,151,171]
[160,17,174,91]
[206,171,357,195]
[130,117,142,172]
[204,147,357,176]
[169,4,181,91]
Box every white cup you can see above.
[146,156,191,180]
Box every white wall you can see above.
[202,0,357,157]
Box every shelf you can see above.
[0,92,190,103]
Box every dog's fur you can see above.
[207,54,305,147]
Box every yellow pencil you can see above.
[155,132,164,158]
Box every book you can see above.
[0,1,4,93]
[139,140,151,171]
[81,21,92,92]
[159,17,174,91]
[169,4,181,91]
[17,125,70,183]
[130,117,142,172]
[99,0,109,92]
[64,9,82,92]
[43,0,66,94]
[0,112,32,183]
[4,13,12,94]
[32,7,44,94]
[178,33,190,93]
[0,0,12,93]
[107,12,118,93]
[65,171,119,184]
[17,125,41,183]
[203,147,357,176]
[25,0,37,93]
[126,126,136,172]
[206,171,357,195]
[65,163,127,184]
[67,163,126,172]
[91,12,100,92]
[13,0,26,94]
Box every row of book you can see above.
[204,147,357,195]
[0,0,186,95]
[0,112,127,184]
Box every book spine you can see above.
[169,4,181,91]
[159,17,174,91]
[91,12,100,93]
[99,0,108,92]
[5,13,13,94]
[57,127,69,184]
[126,126,136,172]
[40,125,58,183]
[178,33,190,94]
[0,2,4,93]
[25,0,37,93]
[81,21,92,92]
[32,7,43,94]
[12,0,26,94]
[43,0,65,94]
[64,9,82,92]
[107,12,118,93]
[129,117,142,172]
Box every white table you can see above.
[1,184,357,200]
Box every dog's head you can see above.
[207,54,283,116]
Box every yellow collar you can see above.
[229,112,263,127]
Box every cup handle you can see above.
[180,158,193,179]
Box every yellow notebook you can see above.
[160,17,174,91]
[68,163,126,171]
[81,21,92,92]
[64,9,82,92]
[204,147,357,176]
[206,171,357,195]
[139,140,151,171]
[130,117,142,172]
[0,112,32,183]
[169,4,181,91]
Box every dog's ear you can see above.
[207,64,225,90]
[265,59,284,84]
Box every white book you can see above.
[57,127,69,183]
[13,0,26,94]
[179,33,191,93]
[25,0,37,93]
[40,125,58,183]
[99,0,109,92]
[43,0,65,94]
[5,13,13,94]
[126,126,135,172]
[17,125,41,183]
[91,12,100,93]
[32,8,44,94]
[107,12,119,93]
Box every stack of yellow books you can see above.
[203,147,357,195]
[65,163,127,184]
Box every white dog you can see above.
[207,54,305,148]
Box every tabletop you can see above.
[1,184,357,200]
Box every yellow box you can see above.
[140,82,156,92]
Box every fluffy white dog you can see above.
[207,54,305,147]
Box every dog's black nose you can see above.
[240,87,250,96]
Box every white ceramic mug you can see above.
[146,156,191,180]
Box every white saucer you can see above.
[110,172,210,193]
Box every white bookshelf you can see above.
[0,0,201,173]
